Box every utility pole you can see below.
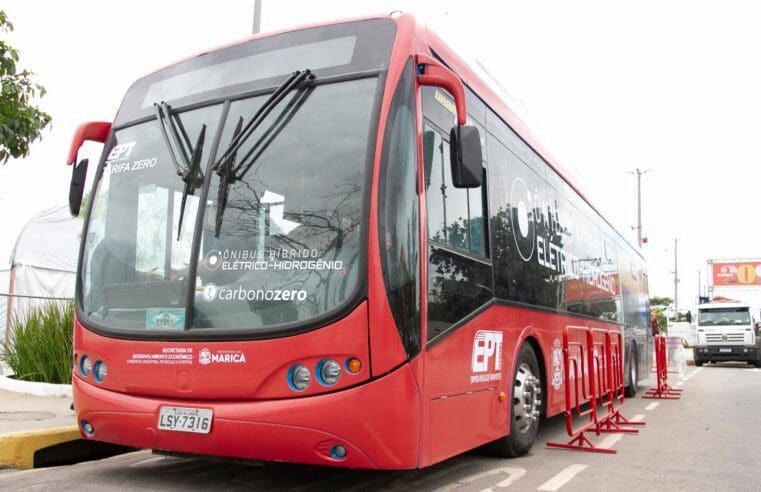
[629,168,651,248]
[673,238,679,312]
[252,0,262,35]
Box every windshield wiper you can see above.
[214,116,243,237]
[154,102,206,240]
[211,69,314,238]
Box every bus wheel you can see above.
[488,343,542,458]
[624,345,638,397]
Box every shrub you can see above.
[1,301,73,384]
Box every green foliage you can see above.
[650,296,673,307]
[1,301,74,384]
[0,9,51,164]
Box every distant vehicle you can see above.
[64,13,651,469]
[695,300,761,367]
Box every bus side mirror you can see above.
[449,125,482,188]
[66,121,111,217]
[415,53,482,188]
[69,158,89,216]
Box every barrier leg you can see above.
[607,411,646,427]
[547,432,617,454]
[642,385,682,399]
[598,416,640,433]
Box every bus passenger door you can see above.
[419,88,497,463]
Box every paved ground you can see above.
[0,389,74,434]
[1,362,758,491]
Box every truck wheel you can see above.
[754,358,761,368]
[487,343,542,458]
[695,359,704,367]
[624,345,638,397]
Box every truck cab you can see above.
[694,301,761,367]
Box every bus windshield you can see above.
[81,75,378,335]
[698,307,751,326]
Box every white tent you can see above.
[2,206,83,346]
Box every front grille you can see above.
[705,333,745,344]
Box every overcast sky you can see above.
[2,0,761,311]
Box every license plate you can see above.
[719,348,732,353]
[158,406,213,434]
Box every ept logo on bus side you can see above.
[471,330,503,373]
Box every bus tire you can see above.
[695,359,704,367]
[487,343,542,458]
[624,344,638,398]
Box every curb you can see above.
[0,374,72,398]
[0,426,80,469]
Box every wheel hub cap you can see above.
[513,362,541,433]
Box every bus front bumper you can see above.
[73,364,421,470]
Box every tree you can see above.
[650,296,673,307]
[0,10,51,164]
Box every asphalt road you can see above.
[1,362,759,491]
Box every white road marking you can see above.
[537,464,588,491]
[434,467,526,492]
[693,367,703,374]
[485,468,528,491]
[751,368,761,373]
[597,433,624,449]
[630,414,646,422]
[676,381,684,386]
[645,402,660,411]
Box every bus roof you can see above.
[138,12,644,261]
[408,16,644,261]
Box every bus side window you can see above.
[424,123,488,258]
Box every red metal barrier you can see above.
[642,335,682,400]
[600,330,646,431]
[547,326,643,454]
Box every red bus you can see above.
[65,13,651,469]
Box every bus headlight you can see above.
[318,359,341,386]
[288,365,311,391]
[93,360,108,382]
[79,355,92,378]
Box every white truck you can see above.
[694,300,761,367]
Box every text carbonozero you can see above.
[216,287,307,302]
